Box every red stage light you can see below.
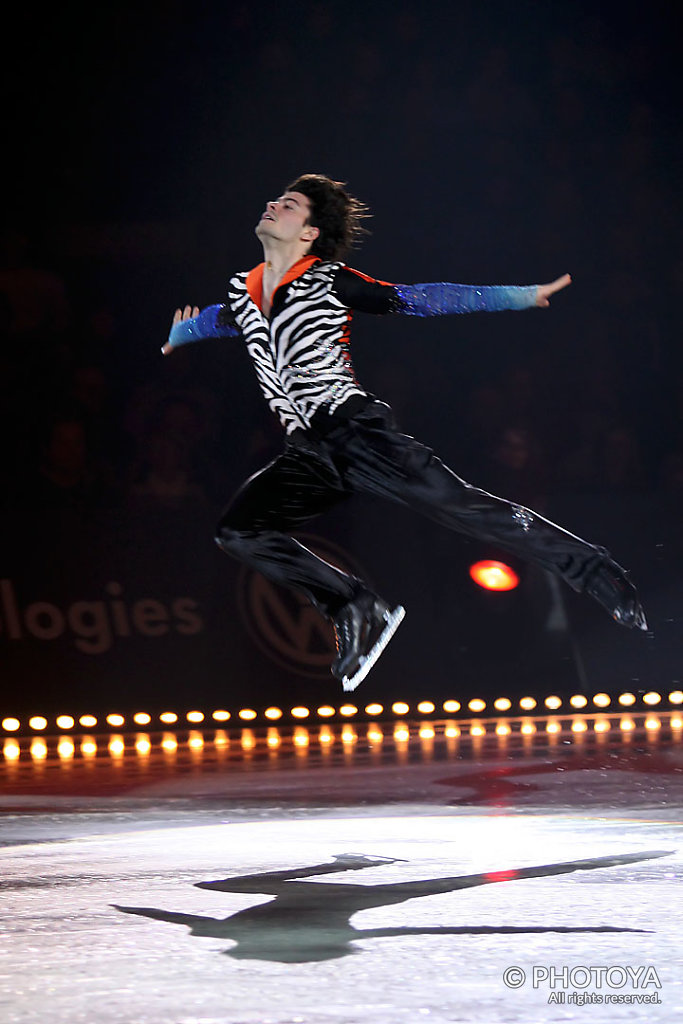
[469,560,520,591]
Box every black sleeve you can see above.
[216,304,239,330]
[331,267,398,315]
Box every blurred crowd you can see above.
[3,12,681,517]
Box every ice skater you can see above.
[163,173,647,690]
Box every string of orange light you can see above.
[2,690,681,737]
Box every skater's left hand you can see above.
[536,273,571,307]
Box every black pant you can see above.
[216,401,608,619]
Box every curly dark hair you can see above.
[286,173,371,261]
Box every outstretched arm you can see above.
[162,303,240,354]
[393,273,571,316]
[195,854,406,895]
[333,268,571,316]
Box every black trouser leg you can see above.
[216,401,611,625]
[392,463,606,591]
[338,402,608,593]
[215,441,359,618]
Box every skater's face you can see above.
[255,191,319,250]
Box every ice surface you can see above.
[1,719,681,1024]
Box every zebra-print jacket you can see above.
[166,256,537,435]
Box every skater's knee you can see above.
[214,520,259,554]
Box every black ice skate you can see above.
[331,591,405,692]
[585,558,648,631]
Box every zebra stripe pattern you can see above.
[227,261,367,434]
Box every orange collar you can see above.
[245,255,319,311]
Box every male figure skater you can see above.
[164,174,647,690]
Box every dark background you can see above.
[2,0,681,712]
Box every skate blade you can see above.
[614,601,649,631]
[634,604,648,631]
[342,605,405,692]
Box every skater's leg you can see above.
[216,439,356,618]
[217,433,403,684]
[337,402,646,626]
[392,459,606,593]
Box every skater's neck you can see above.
[258,247,318,315]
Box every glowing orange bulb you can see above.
[469,560,519,592]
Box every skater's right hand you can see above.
[162,305,199,354]
[535,274,572,307]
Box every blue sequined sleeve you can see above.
[165,304,240,350]
[392,282,538,316]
